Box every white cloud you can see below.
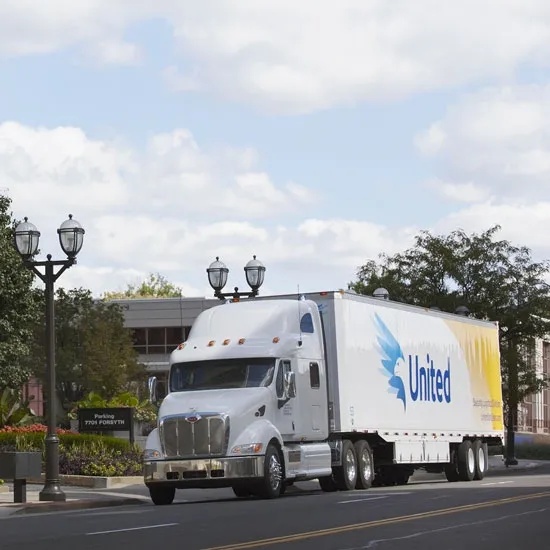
[6,118,550,300]
[5,2,550,111]
[0,0,152,64]
[424,180,491,203]
[415,83,550,200]
[438,200,550,252]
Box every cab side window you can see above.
[276,360,293,398]
[276,362,285,398]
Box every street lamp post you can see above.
[207,255,266,300]
[13,215,85,502]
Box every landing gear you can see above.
[373,466,411,487]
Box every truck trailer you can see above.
[143,290,505,505]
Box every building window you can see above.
[131,327,192,355]
[147,327,165,354]
[132,328,146,354]
[309,362,320,389]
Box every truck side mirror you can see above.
[148,376,158,405]
[284,371,297,399]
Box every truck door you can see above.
[274,359,297,441]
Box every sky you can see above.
[3,0,550,299]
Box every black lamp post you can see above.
[207,255,266,300]
[13,214,85,502]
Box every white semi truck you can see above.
[143,290,504,505]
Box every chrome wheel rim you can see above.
[468,447,475,473]
[478,446,485,472]
[361,448,372,481]
[268,453,282,490]
[345,448,356,483]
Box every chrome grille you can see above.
[160,413,229,458]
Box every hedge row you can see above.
[0,430,143,477]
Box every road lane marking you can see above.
[338,497,388,504]
[481,481,514,486]
[337,507,548,550]
[201,491,550,550]
[86,523,178,536]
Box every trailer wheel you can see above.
[444,449,460,482]
[334,439,358,491]
[354,439,374,490]
[457,440,475,481]
[257,443,284,499]
[473,440,487,480]
[149,485,175,505]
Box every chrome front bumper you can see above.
[144,456,265,486]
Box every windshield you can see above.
[169,358,276,392]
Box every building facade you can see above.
[112,296,220,392]
[517,338,550,434]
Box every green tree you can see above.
[102,272,183,300]
[31,288,145,410]
[0,194,41,389]
[350,225,550,422]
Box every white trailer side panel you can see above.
[329,294,504,439]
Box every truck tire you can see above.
[444,449,460,482]
[149,485,175,505]
[257,443,284,499]
[334,439,358,491]
[354,439,374,490]
[473,440,487,480]
[457,440,476,481]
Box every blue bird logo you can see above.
[373,313,407,410]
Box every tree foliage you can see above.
[349,225,550,414]
[102,272,183,300]
[30,288,145,410]
[0,194,41,389]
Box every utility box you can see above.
[0,452,42,503]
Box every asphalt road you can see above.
[1,466,550,550]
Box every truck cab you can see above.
[143,298,333,505]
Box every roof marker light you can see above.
[208,340,216,347]
[177,343,186,350]
[223,339,231,345]
[238,338,246,345]
[273,337,280,343]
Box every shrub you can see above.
[0,428,143,477]
[514,443,550,461]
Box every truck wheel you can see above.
[457,440,475,481]
[334,439,358,491]
[473,440,487,480]
[149,485,175,505]
[258,444,284,499]
[444,449,460,482]
[354,439,374,490]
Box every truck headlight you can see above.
[231,443,263,454]
[143,449,162,460]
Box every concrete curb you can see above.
[26,474,144,489]
[7,497,147,515]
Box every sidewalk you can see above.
[0,483,148,517]
[487,455,545,472]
